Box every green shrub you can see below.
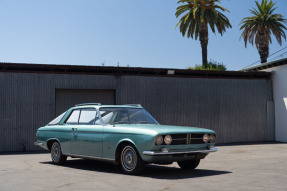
[187,60,227,71]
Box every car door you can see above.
[64,109,81,154]
[71,108,103,157]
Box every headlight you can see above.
[155,135,163,145]
[203,134,210,143]
[209,134,216,143]
[164,135,172,145]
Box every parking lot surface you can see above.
[0,143,286,191]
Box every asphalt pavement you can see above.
[0,143,286,191]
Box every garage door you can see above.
[55,89,115,116]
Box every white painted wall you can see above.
[263,65,287,142]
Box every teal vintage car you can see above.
[35,103,217,174]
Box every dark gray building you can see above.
[0,63,274,152]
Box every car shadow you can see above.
[141,165,231,179]
[40,159,231,179]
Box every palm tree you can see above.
[240,0,287,63]
[175,0,232,66]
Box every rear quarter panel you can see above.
[36,125,72,153]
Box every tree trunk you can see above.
[258,32,269,64]
[199,22,208,67]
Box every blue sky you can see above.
[0,0,286,71]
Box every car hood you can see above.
[114,124,215,135]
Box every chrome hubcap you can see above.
[125,153,133,164]
[121,146,137,171]
[51,143,60,162]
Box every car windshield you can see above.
[99,107,159,125]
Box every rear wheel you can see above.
[51,142,67,165]
[177,159,200,170]
[120,144,145,175]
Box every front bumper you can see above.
[143,147,218,156]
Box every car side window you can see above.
[79,109,100,125]
[48,112,66,125]
[66,110,80,125]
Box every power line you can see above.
[242,46,287,69]
[244,60,261,69]
[271,50,287,61]
[269,46,287,58]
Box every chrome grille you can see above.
[189,134,204,144]
[169,134,204,145]
[170,134,188,145]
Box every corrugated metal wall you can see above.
[55,89,115,116]
[0,72,273,152]
[119,76,273,144]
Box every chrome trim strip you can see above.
[38,130,145,136]
[34,142,44,146]
[72,131,102,133]
[63,153,115,162]
[39,130,103,133]
[39,130,73,132]
[143,147,218,156]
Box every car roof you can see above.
[73,103,143,109]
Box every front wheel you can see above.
[177,159,200,170]
[120,144,145,175]
[51,142,67,165]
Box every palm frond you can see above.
[239,0,286,48]
[175,0,232,39]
